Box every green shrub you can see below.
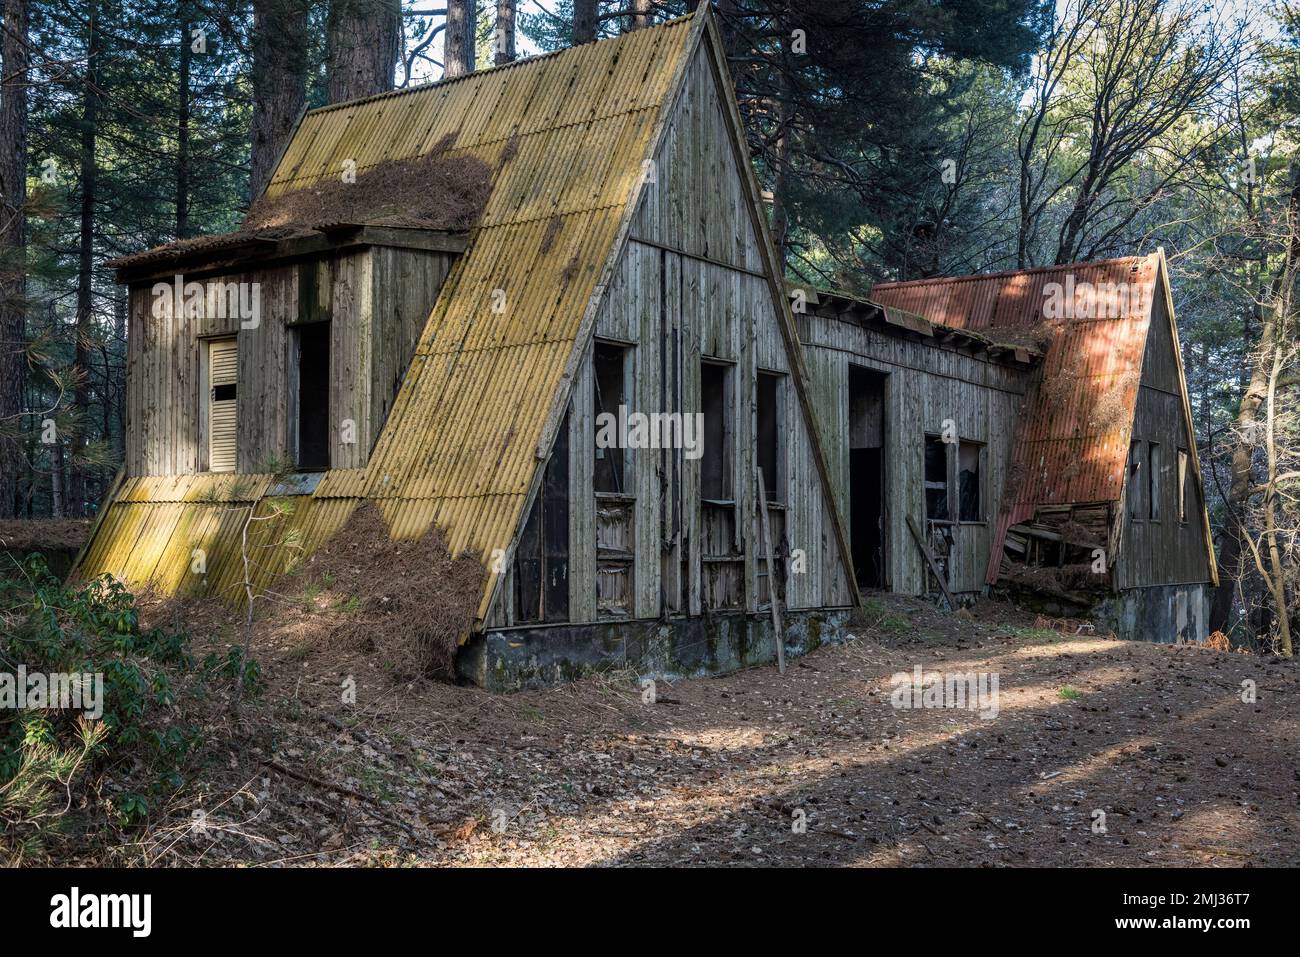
[0,553,257,861]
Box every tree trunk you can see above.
[1260,329,1293,657]
[326,0,400,103]
[0,0,29,519]
[250,0,309,198]
[1209,164,1300,635]
[770,89,792,271]
[444,0,476,78]
[71,0,102,518]
[176,5,191,238]
[51,441,64,519]
[573,0,597,45]
[631,0,650,30]
[494,0,515,65]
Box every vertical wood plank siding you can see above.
[799,310,1033,595]
[81,17,700,625]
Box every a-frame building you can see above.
[77,10,858,688]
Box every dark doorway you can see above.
[295,322,331,469]
[699,360,733,502]
[848,365,886,588]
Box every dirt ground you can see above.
[127,594,1299,868]
[0,519,92,552]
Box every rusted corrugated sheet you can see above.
[77,16,697,623]
[872,254,1161,584]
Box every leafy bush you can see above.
[0,553,256,861]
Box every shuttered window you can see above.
[208,337,238,472]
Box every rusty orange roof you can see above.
[872,253,1165,583]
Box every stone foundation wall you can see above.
[458,609,853,692]
[1096,583,1211,644]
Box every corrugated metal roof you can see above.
[78,15,699,622]
[871,254,1163,584]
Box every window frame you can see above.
[957,439,985,524]
[699,358,735,505]
[1128,439,1144,521]
[593,338,633,496]
[756,369,786,507]
[923,433,951,523]
[290,320,333,471]
[200,334,239,474]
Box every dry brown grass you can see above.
[284,504,485,681]
[0,519,93,551]
[244,140,492,234]
[143,504,485,684]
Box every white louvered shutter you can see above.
[208,338,238,472]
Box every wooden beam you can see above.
[115,229,469,285]
[758,471,785,675]
[907,514,956,611]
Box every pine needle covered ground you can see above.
[104,593,1297,868]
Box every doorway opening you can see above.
[849,365,887,588]
[294,322,331,469]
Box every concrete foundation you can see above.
[458,608,854,691]
[1096,582,1211,644]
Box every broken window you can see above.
[1128,440,1143,519]
[700,360,740,609]
[514,411,570,624]
[206,337,238,472]
[700,360,733,502]
[958,440,983,522]
[756,371,786,608]
[924,434,949,521]
[1177,447,1189,524]
[592,343,634,617]
[293,322,331,470]
[593,342,630,493]
[756,371,783,503]
[1147,441,1161,521]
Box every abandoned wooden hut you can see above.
[800,251,1218,642]
[74,10,858,689]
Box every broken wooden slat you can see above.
[907,514,956,611]
[758,471,784,675]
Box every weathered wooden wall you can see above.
[800,312,1032,595]
[125,246,453,477]
[1114,289,1214,588]
[489,40,851,628]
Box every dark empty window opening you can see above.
[1147,441,1161,521]
[924,434,950,521]
[295,322,331,470]
[848,365,887,589]
[959,440,983,522]
[593,342,629,494]
[756,372,783,503]
[700,360,733,502]
[1128,440,1143,519]
[515,411,570,624]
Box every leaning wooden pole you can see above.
[758,471,785,675]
